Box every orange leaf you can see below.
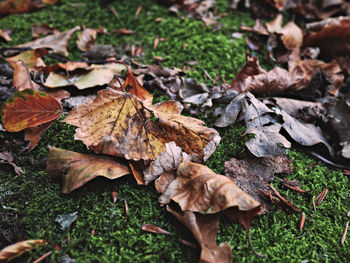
[0,240,47,262]
[1,89,62,132]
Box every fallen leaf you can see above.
[299,212,306,231]
[279,21,303,50]
[141,224,171,235]
[135,5,142,16]
[16,26,80,57]
[112,189,117,203]
[316,188,328,206]
[167,203,232,263]
[341,221,349,244]
[44,63,126,90]
[31,23,58,38]
[6,49,48,69]
[224,154,293,213]
[303,16,350,58]
[24,121,54,151]
[0,151,23,175]
[0,28,12,41]
[0,0,59,15]
[46,147,130,193]
[123,198,129,219]
[76,28,98,52]
[114,28,134,35]
[0,240,47,262]
[55,212,78,231]
[63,89,220,162]
[1,89,62,132]
[11,60,40,91]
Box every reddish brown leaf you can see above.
[154,36,159,49]
[114,28,134,35]
[0,0,59,15]
[0,240,47,262]
[0,151,23,175]
[24,121,54,151]
[46,147,130,193]
[141,224,171,235]
[341,221,349,245]
[299,212,306,231]
[11,60,40,91]
[32,23,58,38]
[316,188,328,206]
[135,6,142,16]
[1,89,62,132]
[112,189,117,203]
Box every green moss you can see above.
[1,0,349,262]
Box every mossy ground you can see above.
[0,0,349,262]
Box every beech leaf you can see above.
[46,147,130,193]
[0,240,47,262]
[1,89,62,132]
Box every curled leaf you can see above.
[0,240,47,262]
[46,147,130,193]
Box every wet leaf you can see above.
[44,63,126,90]
[0,240,47,262]
[46,147,130,193]
[63,89,220,162]
[224,155,293,213]
[1,89,62,132]
[141,224,171,235]
[55,212,78,231]
[16,26,80,57]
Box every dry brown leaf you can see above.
[167,203,232,263]
[16,26,80,57]
[44,63,125,90]
[303,16,350,58]
[0,0,59,15]
[31,23,58,38]
[114,28,134,35]
[0,240,46,262]
[11,60,40,91]
[0,151,23,175]
[279,22,303,50]
[141,224,171,235]
[76,28,97,52]
[63,89,220,162]
[159,162,260,214]
[224,155,293,214]
[24,121,54,151]
[46,147,130,193]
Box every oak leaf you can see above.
[63,89,220,162]
[0,240,46,262]
[46,147,130,193]
[1,89,62,132]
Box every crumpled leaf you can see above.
[55,212,78,231]
[303,16,350,58]
[144,142,192,184]
[16,26,80,57]
[224,155,293,213]
[159,162,261,213]
[63,89,220,162]
[76,27,101,52]
[0,151,23,175]
[1,89,62,132]
[31,23,58,38]
[0,0,59,15]
[46,147,130,193]
[141,224,171,235]
[167,204,232,263]
[0,240,47,262]
[44,63,126,90]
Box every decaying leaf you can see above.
[0,151,23,175]
[224,155,293,213]
[141,224,171,235]
[76,27,102,52]
[24,121,54,151]
[167,204,232,263]
[31,23,58,38]
[1,89,62,132]
[16,26,80,57]
[55,212,78,231]
[44,63,126,90]
[0,240,47,262]
[159,162,261,214]
[63,89,220,162]
[0,0,59,15]
[46,147,130,193]
[11,60,40,91]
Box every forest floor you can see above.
[0,0,349,262]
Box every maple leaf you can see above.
[0,240,47,262]
[63,88,220,162]
[46,147,130,193]
[1,89,62,132]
